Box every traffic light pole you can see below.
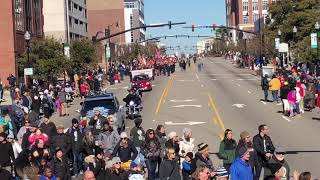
[92,22,186,43]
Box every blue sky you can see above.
[144,0,226,54]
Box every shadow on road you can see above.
[312,117,320,121]
[286,150,320,154]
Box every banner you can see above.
[311,33,318,49]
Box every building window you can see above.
[34,0,42,36]
[84,0,86,4]
[84,10,87,18]
[263,0,268,10]
[243,16,249,24]
[79,6,82,12]
[85,23,87,32]
[252,0,258,11]
[74,19,78,24]
[15,0,24,31]
[73,3,78,10]
[69,17,72,28]
[68,0,71,11]
[25,0,32,32]
[253,13,260,22]
[242,1,248,12]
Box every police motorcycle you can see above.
[123,88,142,119]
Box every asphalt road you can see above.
[52,57,320,178]
[140,57,320,178]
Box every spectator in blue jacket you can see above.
[230,147,253,180]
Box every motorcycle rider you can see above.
[123,88,141,106]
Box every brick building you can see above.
[87,0,126,66]
[0,0,43,84]
[226,0,277,43]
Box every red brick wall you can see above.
[88,9,125,44]
[0,0,16,84]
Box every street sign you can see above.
[275,38,280,49]
[311,33,318,49]
[105,45,110,60]
[63,44,70,58]
[24,68,33,75]
[279,43,288,53]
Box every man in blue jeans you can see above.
[67,119,84,177]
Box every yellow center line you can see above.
[212,116,218,125]
[164,76,174,99]
[155,77,172,115]
[208,93,226,131]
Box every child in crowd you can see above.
[182,152,193,180]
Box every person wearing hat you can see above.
[215,166,228,180]
[165,131,180,161]
[40,115,57,139]
[105,157,126,179]
[190,143,213,175]
[51,125,71,155]
[179,128,195,158]
[264,147,290,180]
[66,118,84,177]
[218,129,237,172]
[230,147,253,180]
[235,131,256,169]
[111,132,138,163]
[51,147,71,180]
[89,109,107,135]
[263,162,285,180]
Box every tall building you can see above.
[0,0,44,83]
[226,0,277,42]
[124,0,145,43]
[87,0,125,44]
[43,0,88,42]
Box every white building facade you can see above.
[124,0,145,44]
[43,0,88,42]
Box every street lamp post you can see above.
[24,31,31,65]
[24,31,31,87]
[315,21,320,60]
[291,26,297,62]
[277,29,282,67]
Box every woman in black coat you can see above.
[86,149,106,180]
[159,148,181,180]
[51,148,71,180]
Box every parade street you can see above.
[50,57,320,179]
[139,57,320,178]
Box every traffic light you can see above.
[192,24,195,32]
[168,21,172,29]
[143,24,147,31]
[105,28,110,37]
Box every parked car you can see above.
[131,74,152,92]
